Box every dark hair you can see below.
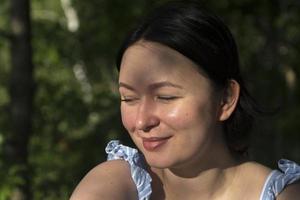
[116,1,262,156]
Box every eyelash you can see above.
[120,96,179,104]
[120,97,138,102]
[156,96,178,101]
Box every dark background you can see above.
[0,0,299,199]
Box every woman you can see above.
[70,1,300,199]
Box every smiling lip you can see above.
[142,136,171,151]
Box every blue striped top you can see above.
[106,140,152,200]
[106,140,300,200]
[259,159,300,200]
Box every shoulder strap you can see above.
[259,159,300,200]
[106,140,152,200]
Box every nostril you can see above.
[136,116,160,132]
[143,123,158,132]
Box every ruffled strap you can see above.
[259,159,300,200]
[105,140,152,200]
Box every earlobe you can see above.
[218,80,240,121]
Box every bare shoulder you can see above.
[70,160,138,200]
[247,162,272,176]
[244,161,272,189]
[277,181,300,200]
[241,161,272,180]
[235,161,272,199]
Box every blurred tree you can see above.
[2,0,35,199]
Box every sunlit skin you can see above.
[119,41,237,173]
[118,41,258,199]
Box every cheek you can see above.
[164,107,189,128]
[120,105,135,133]
[163,102,205,130]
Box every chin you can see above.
[143,154,176,169]
[146,160,171,169]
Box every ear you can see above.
[218,79,240,121]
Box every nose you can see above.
[135,99,159,132]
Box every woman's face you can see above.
[119,41,224,169]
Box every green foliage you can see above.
[0,0,11,197]
[0,0,300,199]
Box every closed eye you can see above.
[120,97,139,103]
[156,96,179,101]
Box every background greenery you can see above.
[0,0,299,199]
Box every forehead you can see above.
[119,41,204,80]
[118,41,218,97]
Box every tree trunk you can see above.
[6,0,34,199]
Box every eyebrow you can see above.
[119,81,183,91]
[118,82,136,91]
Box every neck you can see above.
[151,161,241,199]
[150,133,243,199]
